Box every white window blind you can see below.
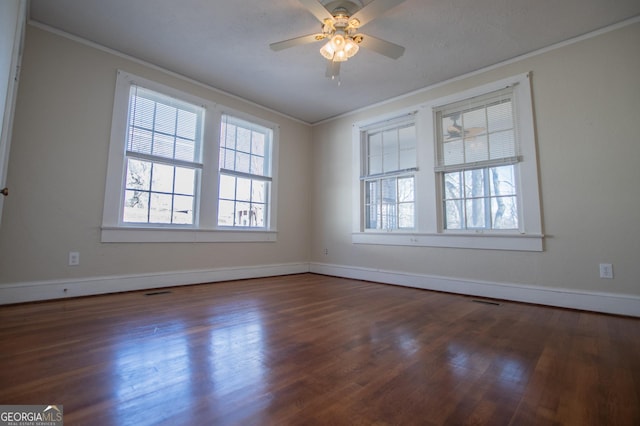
[435,86,519,172]
[364,116,417,178]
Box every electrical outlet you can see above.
[323,248,328,255]
[68,251,80,266]
[599,263,613,279]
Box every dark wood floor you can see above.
[1,273,639,425]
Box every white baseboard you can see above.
[0,262,309,305]
[309,262,640,317]
[3,262,639,317]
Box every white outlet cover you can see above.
[599,263,613,279]
[68,251,80,266]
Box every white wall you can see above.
[1,22,639,316]
[0,26,312,301]
[310,22,640,315]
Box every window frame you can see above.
[217,113,273,229]
[101,70,278,243]
[352,73,543,251]
[360,114,418,232]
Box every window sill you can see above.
[352,232,543,251]
[101,226,277,243]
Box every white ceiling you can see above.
[29,0,640,124]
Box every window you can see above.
[218,115,272,228]
[362,116,417,231]
[435,88,519,231]
[102,71,278,243]
[123,86,203,225]
[353,73,542,251]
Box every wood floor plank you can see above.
[1,273,639,425]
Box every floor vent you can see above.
[145,290,172,296]
[472,299,501,306]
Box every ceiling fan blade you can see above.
[270,33,324,51]
[358,34,405,59]
[350,0,407,27]
[325,60,341,78]
[298,0,334,23]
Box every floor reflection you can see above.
[110,302,267,424]
[113,320,191,424]
[447,341,529,390]
[207,310,266,396]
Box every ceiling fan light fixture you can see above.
[320,32,359,62]
[319,40,336,60]
[343,37,359,58]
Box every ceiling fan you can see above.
[270,0,407,79]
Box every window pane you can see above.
[249,203,266,227]
[236,177,251,202]
[398,203,414,228]
[369,132,382,156]
[462,107,486,133]
[236,152,251,174]
[235,202,251,226]
[154,103,177,134]
[218,199,235,226]
[131,95,154,129]
[369,155,382,175]
[399,148,415,170]
[444,200,463,230]
[175,137,195,162]
[221,148,235,170]
[397,177,414,202]
[464,135,488,163]
[398,125,415,150]
[490,165,516,196]
[366,204,379,229]
[129,128,152,154]
[443,171,462,199]
[464,169,487,198]
[252,180,266,203]
[219,174,236,200]
[366,181,378,205]
[382,129,398,172]
[176,109,197,139]
[222,123,236,149]
[149,193,172,223]
[236,127,251,153]
[126,159,151,190]
[365,180,379,229]
[153,133,174,159]
[123,190,149,223]
[465,198,486,229]
[442,113,462,140]
[174,167,195,196]
[491,195,518,229]
[151,163,174,193]
[252,132,265,156]
[251,155,265,176]
[487,100,512,132]
[381,178,397,203]
[489,130,515,160]
[443,139,464,166]
[173,195,194,224]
